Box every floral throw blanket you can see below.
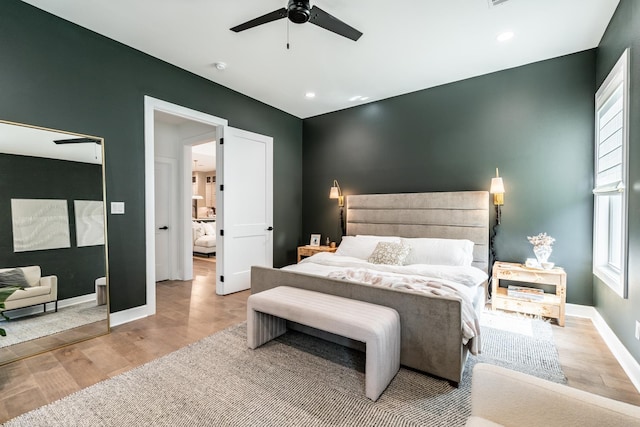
[327,268,482,355]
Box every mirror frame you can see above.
[0,119,109,365]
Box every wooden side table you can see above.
[491,261,567,326]
[297,245,337,262]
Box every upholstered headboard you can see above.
[345,191,490,273]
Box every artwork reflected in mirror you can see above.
[0,120,109,365]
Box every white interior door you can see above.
[155,160,172,281]
[216,126,273,295]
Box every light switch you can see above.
[111,202,125,214]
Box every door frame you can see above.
[144,96,227,317]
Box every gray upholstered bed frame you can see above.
[251,191,489,385]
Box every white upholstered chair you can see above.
[467,363,640,427]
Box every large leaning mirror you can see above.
[0,120,109,365]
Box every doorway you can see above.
[144,96,227,316]
[144,96,273,317]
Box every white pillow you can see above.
[203,223,215,235]
[335,235,401,260]
[401,237,474,266]
[192,222,205,240]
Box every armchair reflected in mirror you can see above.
[0,120,109,365]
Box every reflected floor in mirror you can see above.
[1,302,107,348]
[0,319,108,365]
[0,301,108,365]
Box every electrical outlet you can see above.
[636,321,640,341]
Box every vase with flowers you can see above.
[527,232,555,266]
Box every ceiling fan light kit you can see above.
[230,1,362,42]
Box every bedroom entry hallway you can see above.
[145,96,274,320]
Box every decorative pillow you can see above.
[401,237,474,266]
[192,222,205,240]
[0,268,30,288]
[368,242,411,265]
[335,235,401,260]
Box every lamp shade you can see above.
[490,177,504,194]
[192,194,204,200]
[329,186,340,199]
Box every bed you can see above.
[192,221,216,257]
[251,191,489,385]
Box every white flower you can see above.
[527,232,555,248]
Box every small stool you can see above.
[95,277,107,305]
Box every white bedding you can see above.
[283,252,486,301]
[282,252,487,354]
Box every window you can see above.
[593,48,629,298]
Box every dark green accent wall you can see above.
[303,50,596,305]
[0,153,105,299]
[595,0,640,365]
[0,0,303,312]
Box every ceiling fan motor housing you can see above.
[287,0,311,24]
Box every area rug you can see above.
[4,313,565,427]
[0,302,107,348]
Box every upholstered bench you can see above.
[247,286,401,401]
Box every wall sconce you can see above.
[329,180,344,207]
[489,168,505,225]
[329,179,346,235]
[488,168,505,285]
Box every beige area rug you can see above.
[4,312,565,427]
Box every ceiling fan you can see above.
[53,137,101,145]
[230,0,363,42]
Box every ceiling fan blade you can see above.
[54,137,102,145]
[230,8,288,33]
[308,6,362,41]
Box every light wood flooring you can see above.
[0,258,639,422]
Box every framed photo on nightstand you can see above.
[310,234,321,246]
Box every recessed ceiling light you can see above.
[360,97,370,101]
[305,92,316,99]
[349,95,362,101]
[497,31,514,42]
[214,62,227,70]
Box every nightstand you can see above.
[491,261,567,326]
[297,245,337,262]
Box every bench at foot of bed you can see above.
[247,286,400,401]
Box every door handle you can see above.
[159,226,169,230]
[266,226,274,231]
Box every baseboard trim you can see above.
[58,293,96,309]
[109,304,153,327]
[567,303,640,393]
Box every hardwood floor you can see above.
[554,316,640,405]
[0,258,638,422]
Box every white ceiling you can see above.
[192,142,216,172]
[22,0,619,119]
[0,121,102,164]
